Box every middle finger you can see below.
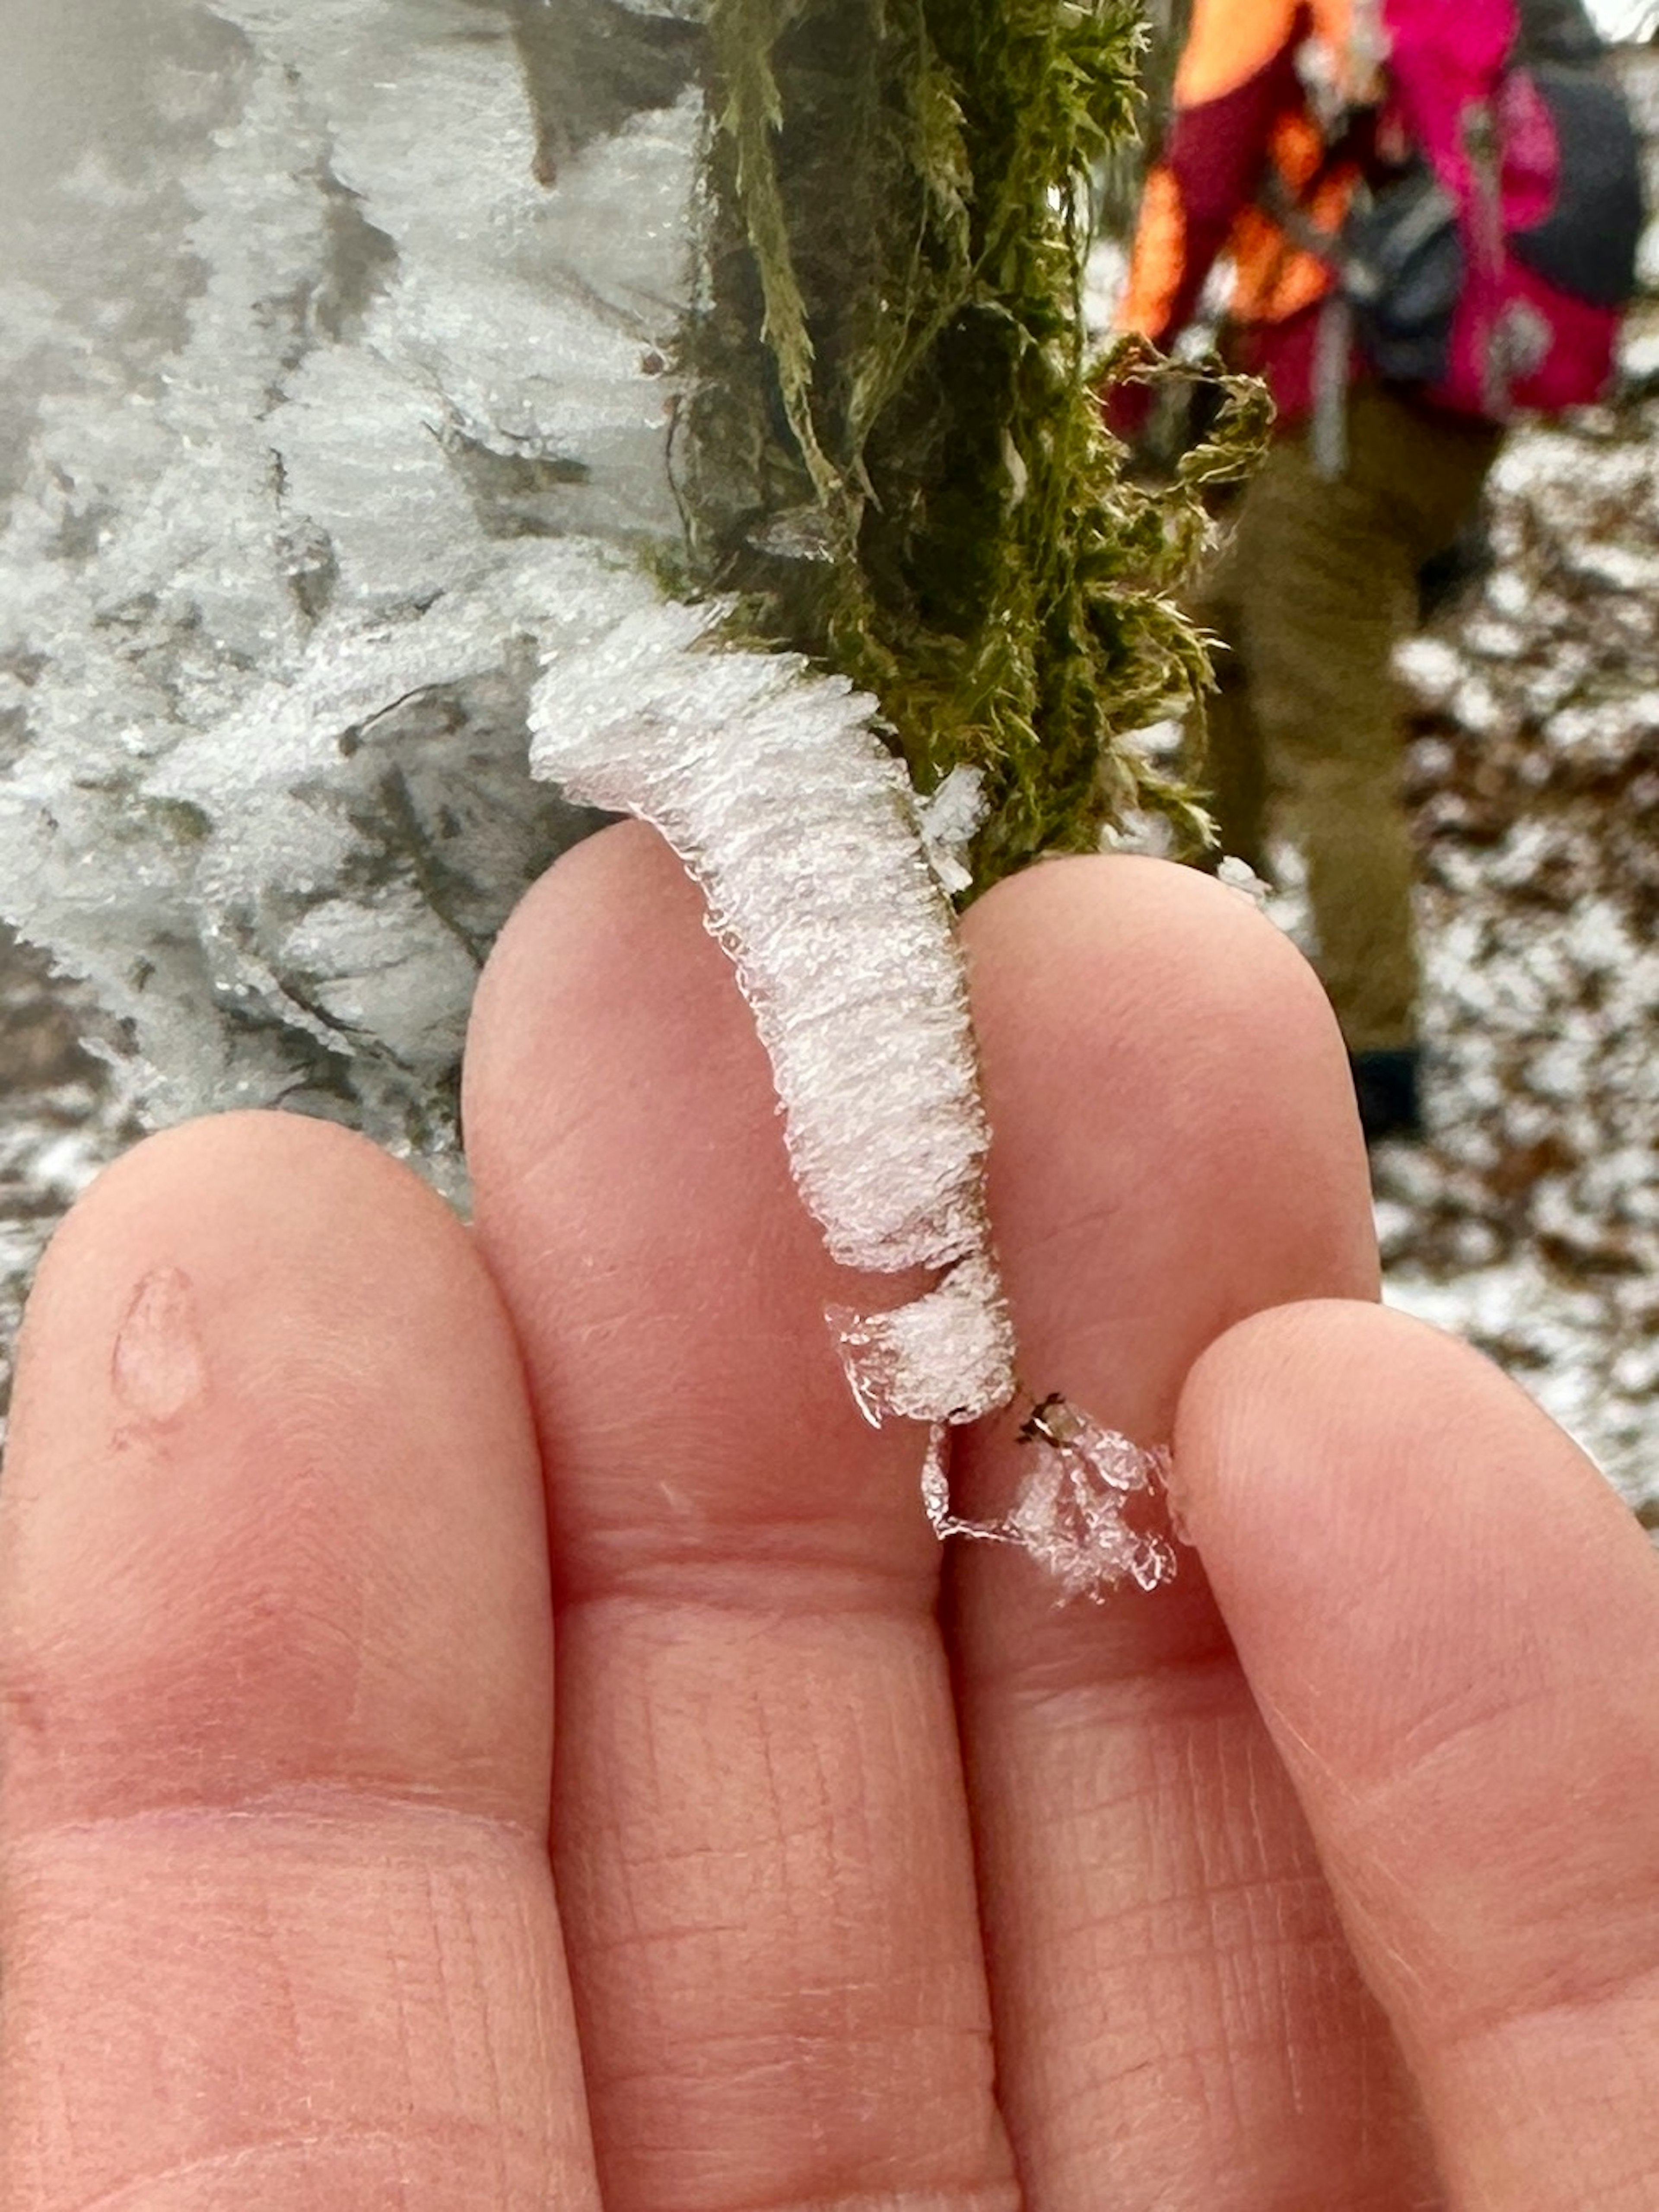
[464,824,1018,2212]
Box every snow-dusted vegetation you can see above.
[1367,48,1659,1514]
[1381,379,1659,1509]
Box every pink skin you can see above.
[3,824,1657,2210]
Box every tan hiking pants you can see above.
[1195,383,1502,1054]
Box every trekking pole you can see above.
[1462,98,1511,418]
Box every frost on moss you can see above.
[678,0,1266,890]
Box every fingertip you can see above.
[946,867,1426,2196]
[10,1109,467,1492]
[1170,1298,1645,1694]
[16,1108,439,1344]
[957,855,1378,1448]
[960,853,1364,1198]
[1170,1297,1659,2194]
[2,1109,593,2212]
[463,818,689,1166]
[2,1107,551,1831]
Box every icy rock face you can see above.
[0,0,698,1170]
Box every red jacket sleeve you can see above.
[1119,0,1306,350]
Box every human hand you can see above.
[4,827,1656,2209]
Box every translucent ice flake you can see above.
[919,1422,1004,1547]
[1214,854,1271,908]
[1007,1397,1179,1599]
[829,1253,1016,1428]
[918,1395,1181,1601]
[915,764,989,898]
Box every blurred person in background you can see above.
[1113,0,1640,1144]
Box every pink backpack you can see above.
[1331,0,1645,420]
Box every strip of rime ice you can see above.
[531,606,988,1277]
[529,612,1179,1596]
[528,602,1018,1423]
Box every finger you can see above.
[463,822,1015,2212]
[0,1115,597,2212]
[947,858,1439,2205]
[1176,1301,1659,2209]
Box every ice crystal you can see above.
[531,602,996,1279]
[917,1395,1179,1602]
[528,601,1026,1432]
[1007,1398,1178,1599]
[915,766,990,899]
[829,1255,1016,1428]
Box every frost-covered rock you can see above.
[0,0,703,1175]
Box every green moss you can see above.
[142,796,213,846]
[681,0,1265,893]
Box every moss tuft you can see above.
[680,0,1265,893]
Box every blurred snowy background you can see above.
[1,5,1656,1523]
[1097,31,1659,1518]
[1595,0,1659,36]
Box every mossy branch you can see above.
[682,0,1266,892]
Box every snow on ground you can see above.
[1378,360,1659,1522]
[1589,1,1659,42]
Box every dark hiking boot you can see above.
[1350,1047,1424,1147]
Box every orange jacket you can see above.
[1119,0,1382,419]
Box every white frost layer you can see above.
[530,601,1001,1281]
[528,597,1022,1437]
